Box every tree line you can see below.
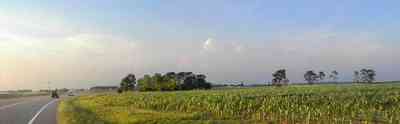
[272,68,377,86]
[119,68,377,92]
[119,72,212,93]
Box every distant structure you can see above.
[0,91,9,95]
[90,86,118,91]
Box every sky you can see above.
[0,0,399,90]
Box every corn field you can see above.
[62,83,400,124]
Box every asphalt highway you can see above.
[0,96,59,124]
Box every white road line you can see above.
[27,99,58,124]
[0,97,46,110]
[0,102,26,110]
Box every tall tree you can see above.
[137,74,155,91]
[182,74,196,90]
[353,71,361,83]
[272,69,288,86]
[304,70,318,84]
[163,72,179,90]
[153,73,164,90]
[165,72,176,79]
[360,69,376,83]
[329,70,339,82]
[195,74,211,89]
[318,71,326,82]
[120,74,136,92]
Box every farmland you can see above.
[59,83,400,124]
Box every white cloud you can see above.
[201,38,246,55]
[202,38,215,51]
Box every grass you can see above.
[58,83,400,124]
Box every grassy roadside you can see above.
[58,97,262,124]
[58,97,108,124]
[58,84,400,124]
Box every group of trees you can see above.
[353,69,376,83]
[272,68,377,86]
[120,74,136,92]
[119,72,212,92]
[272,69,339,86]
[120,68,377,91]
[304,70,338,84]
[302,69,377,84]
[271,69,289,86]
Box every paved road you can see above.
[0,96,59,124]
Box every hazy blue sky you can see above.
[0,0,399,90]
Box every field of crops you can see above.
[59,83,400,124]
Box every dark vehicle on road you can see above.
[51,90,59,99]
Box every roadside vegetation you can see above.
[119,72,212,93]
[59,83,400,124]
